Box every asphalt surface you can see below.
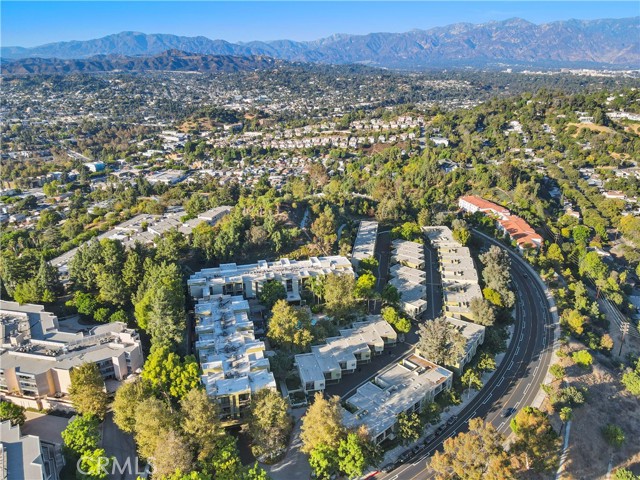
[375,232,557,480]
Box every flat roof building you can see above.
[193,294,276,422]
[342,354,453,444]
[389,240,428,318]
[295,316,397,394]
[351,221,378,269]
[444,317,486,372]
[188,256,354,303]
[1,421,59,480]
[0,301,143,411]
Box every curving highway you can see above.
[376,231,558,480]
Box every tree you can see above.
[549,364,566,381]
[113,378,153,433]
[479,246,515,309]
[309,443,338,480]
[416,317,466,367]
[155,228,188,264]
[510,407,560,472]
[248,389,292,459]
[141,346,201,400]
[613,468,640,480]
[311,206,337,253]
[323,274,357,320]
[559,407,573,423]
[62,414,100,457]
[152,429,194,478]
[561,309,586,336]
[381,284,400,306]
[431,418,514,480]
[300,393,345,454]
[601,424,625,449]
[69,363,108,419]
[0,401,25,426]
[546,243,564,264]
[134,397,175,460]
[571,350,593,368]
[147,285,186,351]
[452,219,470,246]
[181,388,223,462]
[354,271,376,310]
[397,411,423,445]
[621,358,640,396]
[461,368,483,391]
[579,251,609,281]
[77,448,113,480]
[381,306,410,334]
[267,300,313,352]
[258,280,287,311]
[338,432,369,479]
[201,435,244,480]
[469,297,496,326]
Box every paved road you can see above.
[101,411,139,480]
[376,232,557,480]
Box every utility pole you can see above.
[618,321,629,358]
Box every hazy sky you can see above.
[3,1,639,47]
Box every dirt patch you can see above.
[567,123,615,137]
[555,343,640,479]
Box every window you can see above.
[286,279,293,292]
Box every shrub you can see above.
[571,350,593,368]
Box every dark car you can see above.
[379,463,394,473]
[436,425,446,435]
[412,445,422,455]
[424,434,436,444]
[502,407,517,418]
[447,415,458,425]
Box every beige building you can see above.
[0,302,143,410]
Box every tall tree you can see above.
[69,363,108,419]
[180,388,223,462]
[469,297,496,326]
[113,378,153,433]
[61,414,100,457]
[258,280,287,311]
[248,389,293,459]
[416,317,466,367]
[431,418,514,480]
[397,411,423,445]
[323,274,357,321]
[479,246,515,309]
[152,429,194,478]
[337,432,371,479]
[267,300,313,352]
[141,346,201,400]
[133,397,175,461]
[300,393,345,454]
[509,407,560,472]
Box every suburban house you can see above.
[342,354,453,444]
[193,294,276,422]
[187,256,354,303]
[0,301,143,411]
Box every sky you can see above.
[2,1,639,47]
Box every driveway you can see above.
[101,411,139,480]
[22,411,70,445]
[262,407,311,480]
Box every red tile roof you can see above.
[459,195,510,215]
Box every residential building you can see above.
[423,226,482,321]
[443,317,485,372]
[1,421,60,480]
[295,316,397,394]
[389,240,428,318]
[458,196,543,251]
[0,301,143,411]
[351,221,378,269]
[188,256,354,303]
[83,161,105,173]
[342,354,453,444]
[193,294,276,422]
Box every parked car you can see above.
[436,425,446,435]
[398,450,412,463]
[424,434,436,444]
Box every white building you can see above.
[443,317,485,372]
[295,316,397,394]
[0,302,143,411]
[342,354,453,444]
[351,221,378,269]
[389,240,428,318]
[1,421,60,480]
[188,256,354,303]
[194,294,276,421]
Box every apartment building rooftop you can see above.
[1,421,48,480]
[352,221,378,266]
[342,355,453,442]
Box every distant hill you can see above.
[0,50,282,74]
[2,17,638,69]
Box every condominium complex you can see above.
[342,354,453,444]
[295,316,397,394]
[458,195,543,251]
[193,294,276,421]
[0,301,143,411]
[423,226,482,322]
[351,221,378,269]
[187,256,354,303]
[389,240,428,318]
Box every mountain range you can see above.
[2,17,639,70]
[0,50,282,74]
